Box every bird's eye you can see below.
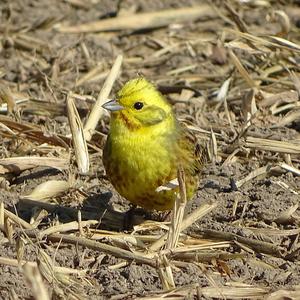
[133,102,144,110]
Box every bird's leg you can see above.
[123,205,148,230]
[122,206,171,230]
[151,210,172,222]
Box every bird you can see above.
[102,77,205,211]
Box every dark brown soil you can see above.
[1,0,300,299]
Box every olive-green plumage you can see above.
[102,77,202,210]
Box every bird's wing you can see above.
[179,121,209,176]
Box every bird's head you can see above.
[102,77,172,128]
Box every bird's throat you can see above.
[113,111,142,131]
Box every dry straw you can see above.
[67,94,89,173]
[84,55,123,141]
[57,6,216,33]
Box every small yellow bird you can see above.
[102,77,204,211]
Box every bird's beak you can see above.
[102,99,124,111]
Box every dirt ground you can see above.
[1,0,300,299]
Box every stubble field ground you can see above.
[1,0,300,299]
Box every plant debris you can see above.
[1,0,300,299]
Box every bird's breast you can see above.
[104,128,177,197]
[109,132,173,177]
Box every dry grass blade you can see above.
[275,110,300,127]
[202,229,284,257]
[150,202,217,251]
[259,90,298,108]
[241,89,257,126]
[268,10,291,36]
[134,284,269,299]
[23,264,50,300]
[265,288,300,300]
[57,5,215,33]
[289,71,300,96]
[165,241,231,253]
[106,235,147,249]
[8,289,19,300]
[0,256,85,275]
[67,94,89,173]
[208,128,218,164]
[235,165,272,188]
[0,86,15,113]
[260,65,287,80]
[0,121,16,135]
[4,217,14,243]
[30,208,50,228]
[39,220,98,237]
[0,157,69,175]
[246,227,300,236]
[185,124,220,137]
[22,180,70,201]
[272,180,298,195]
[36,249,72,297]
[89,230,154,244]
[37,249,58,284]
[134,283,199,300]
[224,2,249,33]
[181,204,218,232]
[271,103,300,116]
[228,49,257,88]
[226,29,300,52]
[16,99,67,117]
[165,168,187,249]
[84,55,123,141]
[279,162,300,176]
[171,249,240,262]
[16,236,25,264]
[166,65,197,76]
[216,77,231,102]
[26,232,157,268]
[75,63,105,87]
[223,98,235,134]
[0,202,4,231]
[4,209,33,230]
[200,285,269,299]
[225,39,264,54]
[245,137,300,154]
[274,203,298,225]
[13,34,49,53]
[151,38,207,59]
[0,115,70,148]
[157,255,175,290]
[266,35,300,52]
